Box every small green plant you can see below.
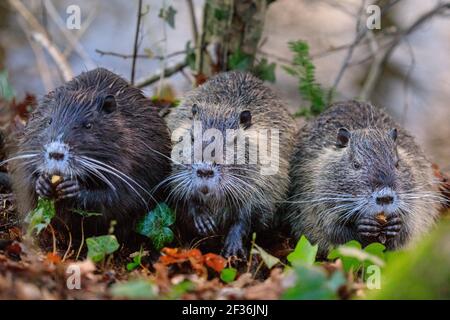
[228,50,277,83]
[136,203,175,250]
[220,267,237,283]
[287,235,318,266]
[0,70,15,101]
[127,247,147,271]
[283,40,329,116]
[327,240,386,279]
[25,198,56,236]
[158,5,177,29]
[282,264,345,300]
[110,279,157,299]
[86,235,120,263]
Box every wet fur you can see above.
[166,71,296,256]
[286,100,442,254]
[8,68,171,241]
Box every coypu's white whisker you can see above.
[0,154,39,167]
[77,159,117,192]
[150,171,189,195]
[79,156,151,208]
[141,141,183,166]
[80,155,155,198]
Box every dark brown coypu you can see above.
[285,100,443,255]
[7,68,171,242]
[165,71,296,257]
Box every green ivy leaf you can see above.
[136,203,175,250]
[282,264,345,300]
[251,243,280,269]
[287,235,318,266]
[220,268,237,283]
[86,235,120,262]
[185,41,196,70]
[164,280,194,300]
[328,240,385,274]
[158,5,177,29]
[229,49,252,71]
[25,198,56,236]
[253,58,276,83]
[328,240,362,273]
[0,70,15,102]
[111,279,156,299]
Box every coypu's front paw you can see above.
[356,218,382,239]
[193,214,216,236]
[383,216,402,238]
[36,174,53,199]
[222,237,246,259]
[55,179,81,200]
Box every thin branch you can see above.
[329,0,367,102]
[95,48,188,60]
[31,32,73,81]
[135,61,188,88]
[63,4,98,57]
[186,0,199,42]
[359,2,450,100]
[131,0,143,85]
[43,0,95,69]
[17,17,54,91]
[8,0,73,81]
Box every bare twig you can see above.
[359,31,382,100]
[31,32,73,81]
[131,0,143,85]
[329,0,367,102]
[359,2,450,100]
[186,0,199,42]
[135,61,188,88]
[43,0,95,69]
[95,48,188,60]
[401,40,415,125]
[17,18,54,91]
[63,4,98,57]
[8,0,73,81]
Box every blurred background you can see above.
[0,0,449,169]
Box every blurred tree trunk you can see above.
[195,0,269,82]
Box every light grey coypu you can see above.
[165,71,296,257]
[285,100,443,255]
[6,68,171,242]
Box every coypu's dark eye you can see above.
[240,110,252,129]
[84,122,93,129]
[47,118,52,125]
[353,160,361,170]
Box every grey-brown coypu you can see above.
[285,100,443,254]
[6,68,171,241]
[165,71,296,257]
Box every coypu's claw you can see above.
[194,214,216,236]
[383,216,402,238]
[356,218,382,238]
[222,236,246,259]
[55,179,81,200]
[36,174,53,199]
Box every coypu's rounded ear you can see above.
[336,127,350,148]
[99,95,117,114]
[240,110,252,129]
[388,128,398,142]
